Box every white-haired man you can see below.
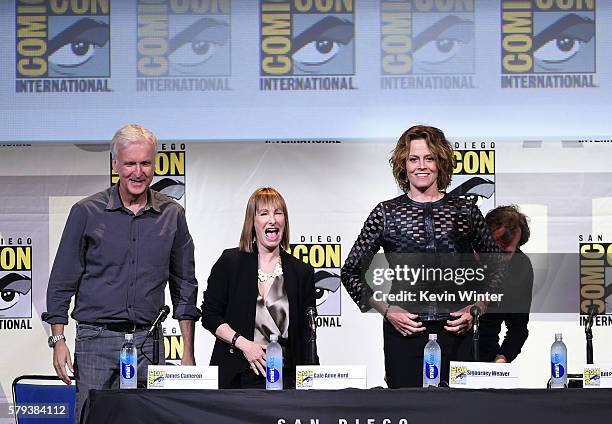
[42,124,199,422]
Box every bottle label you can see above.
[551,362,565,379]
[122,362,135,379]
[266,367,280,383]
[425,363,439,380]
[551,351,566,379]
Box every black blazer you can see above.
[201,247,317,388]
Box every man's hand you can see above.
[52,340,73,385]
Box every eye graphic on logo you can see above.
[0,290,20,310]
[0,273,31,312]
[314,270,341,307]
[168,18,229,73]
[413,15,473,67]
[291,17,354,73]
[48,18,109,70]
[151,178,185,201]
[447,177,495,200]
[315,287,330,306]
[533,14,594,68]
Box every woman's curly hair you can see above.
[390,125,456,193]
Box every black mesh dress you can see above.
[341,193,503,387]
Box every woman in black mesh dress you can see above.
[341,125,502,388]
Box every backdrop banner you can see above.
[1,139,611,412]
[2,1,610,141]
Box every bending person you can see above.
[341,125,503,388]
[480,205,533,363]
[202,187,317,388]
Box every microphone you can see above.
[147,305,170,337]
[306,306,318,333]
[586,304,599,331]
[470,305,482,333]
[470,305,482,319]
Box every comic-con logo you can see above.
[380,0,475,90]
[137,0,231,92]
[501,0,596,88]
[448,142,495,213]
[288,237,342,327]
[164,334,184,363]
[111,143,187,208]
[0,240,33,324]
[148,369,166,387]
[259,0,356,91]
[15,0,111,93]
[583,367,600,387]
[578,237,612,326]
[449,365,468,385]
[296,369,314,387]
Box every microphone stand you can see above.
[153,325,161,365]
[139,306,170,366]
[306,308,318,365]
[586,317,594,365]
[472,316,480,362]
[470,306,481,362]
[139,324,162,366]
[308,329,317,365]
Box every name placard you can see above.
[296,365,367,390]
[449,361,520,389]
[147,365,218,389]
[583,364,612,388]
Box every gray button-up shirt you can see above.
[42,184,200,325]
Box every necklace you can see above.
[258,260,282,284]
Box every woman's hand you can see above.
[445,305,473,334]
[236,337,267,376]
[446,301,486,334]
[386,305,425,336]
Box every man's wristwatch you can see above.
[48,334,66,348]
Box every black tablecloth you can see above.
[84,387,612,424]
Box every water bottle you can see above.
[550,333,567,388]
[423,334,441,387]
[120,333,138,389]
[266,334,283,390]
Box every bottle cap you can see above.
[270,334,278,342]
[555,333,562,340]
[429,334,437,341]
[125,333,134,341]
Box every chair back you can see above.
[12,375,76,424]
